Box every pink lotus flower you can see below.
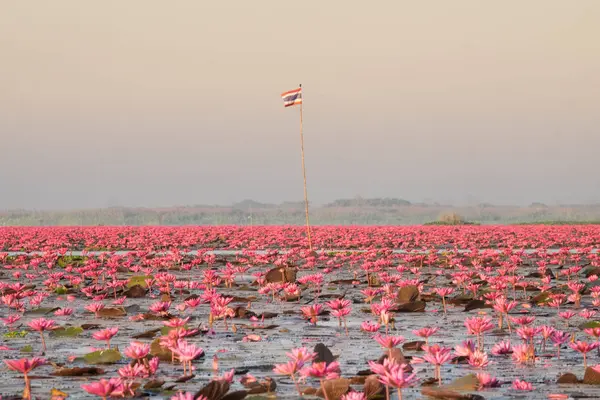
[341,392,367,400]
[300,361,341,380]
[374,334,405,350]
[569,341,600,368]
[81,378,125,399]
[412,327,439,345]
[368,358,418,397]
[512,379,533,391]
[92,327,119,349]
[361,321,380,333]
[4,357,46,400]
[468,350,490,368]
[124,341,150,360]
[491,340,512,355]
[27,317,57,352]
[476,372,500,389]
[412,344,454,384]
[54,307,73,316]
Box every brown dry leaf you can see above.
[363,375,384,399]
[175,374,195,383]
[196,380,231,400]
[81,324,100,330]
[233,306,256,319]
[443,374,479,391]
[394,301,426,312]
[397,285,420,304]
[161,293,172,302]
[238,324,279,331]
[556,373,580,384]
[220,390,249,400]
[583,367,600,384]
[314,343,335,365]
[317,378,350,400]
[123,285,147,298]
[349,376,366,385]
[302,387,319,396]
[463,299,492,312]
[421,387,484,399]
[51,367,105,377]
[265,266,296,283]
[377,348,410,369]
[143,379,165,389]
[132,328,161,339]
[150,338,173,362]
[403,341,425,351]
[97,307,127,318]
[50,388,69,400]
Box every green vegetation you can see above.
[2,198,600,226]
[3,330,29,339]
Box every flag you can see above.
[281,87,302,107]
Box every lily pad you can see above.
[25,307,60,315]
[51,326,84,338]
[579,321,600,330]
[21,345,34,353]
[82,349,123,365]
[52,366,105,377]
[127,275,153,288]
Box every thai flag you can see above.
[281,87,302,107]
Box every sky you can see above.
[1,0,599,210]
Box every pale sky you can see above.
[1,0,599,210]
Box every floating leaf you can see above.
[54,286,69,295]
[144,379,165,389]
[50,388,69,400]
[397,285,420,304]
[123,285,147,298]
[557,373,579,384]
[51,326,84,338]
[363,375,384,399]
[395,301,426,312]
[83,349,122,365]
[21,345,34,353]
[314,343,335,365]
[265,267,296,283]
[220,391,248,400]
[97,307,127,318]
[127,275,153,288]
[464,299,492,312]
[150,338,173,362]
[196,379,231,400]
[133,328,161,339]
[26,307,60,315]
[318,378,350,400]
[583,367,600,385]
[52,366,105,376]
[403,341,425,351]
[579,321,600,330]
[3,330,29,339]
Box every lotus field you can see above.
[3,226,600,400]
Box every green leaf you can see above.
[25,307,60,315]
[54,286,69,295]
[3,330,29,339]
[160,325,189,336]
[83,349,123,365]
[51,326,84,338]
[127,275,153,288]
[580,321,600,330]
[21,345,34,353]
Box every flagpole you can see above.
[298,84,313,251]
